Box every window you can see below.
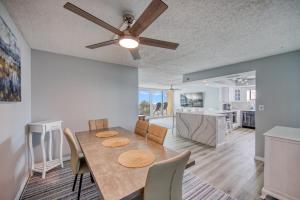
[234,89,241,101]
[138,90,150,116]
[250,90,256,100]
[247,89,256,101]
[162,91,168,116]
[138,89,169,118]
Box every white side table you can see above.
[28,120,64,178]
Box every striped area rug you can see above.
[183,173,235,200]
[21,161,235,200]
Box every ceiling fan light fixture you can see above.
[119,36,139,49]
[64,1,179,60]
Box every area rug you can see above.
[21,161,235,200]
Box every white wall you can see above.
[174,85,220,111]
[31,50,138,159]
[0,2,31,200]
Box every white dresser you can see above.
[261,126,300,200]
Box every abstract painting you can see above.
[0,16,21,102]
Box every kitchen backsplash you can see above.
[231,101,255,110]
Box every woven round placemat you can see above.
[96,130,118,138]
[102,137,130,147]
[118,149,155,168]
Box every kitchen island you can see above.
[176,112,226,147]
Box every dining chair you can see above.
[163,102,168,115]
[64,128,94,200]
[153,102,162,116]
[88,118,108,131]
[144,150,191,200]
[134,120,149,137]
[147,124,168,145]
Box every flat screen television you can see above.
[180,92,204,107]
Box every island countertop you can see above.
[176,112,226,147]
[176,111,225,117]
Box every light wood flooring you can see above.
[151,117,275,200]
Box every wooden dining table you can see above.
[76,127,195,200]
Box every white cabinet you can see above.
[228,87,236,102]
[262,126,300,200]
[221,87,229,103]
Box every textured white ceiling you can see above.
[3,0,300,87]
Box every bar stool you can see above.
[226,118,233,133]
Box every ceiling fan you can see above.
[169,84,181,91]
[63,0,179,60]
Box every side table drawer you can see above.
[45,121,62,131]
[29,125,43,133]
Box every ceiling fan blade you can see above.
[129,48,141,60]
[129,0,168,36]
[64,2,123,36]
[140,37,179,50]
[169,85,181,91]
[86,39,118,49]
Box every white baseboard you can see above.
[216,142,226,148]
[15,172,30,200]
[254,156,264,162]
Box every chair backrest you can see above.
[144,150,191,200]
[134,120,149,137]
[154,102,162,112]
[64,128,80,175]
[147,124,168,145]
[163,102,168,110]
[89,118,108,131]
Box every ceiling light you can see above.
[119,36,139,49]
